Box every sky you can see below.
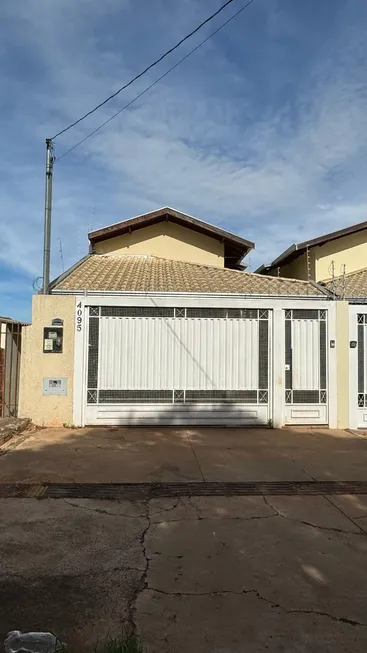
[1,0,367,322]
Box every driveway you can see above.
[1,428,367,652]
[1,493,367,652]
[1,426,367,483]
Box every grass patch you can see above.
[95,635,143,653]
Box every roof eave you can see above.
[257,244,299,273]
[48,254,91,292]
[88,207,254,255]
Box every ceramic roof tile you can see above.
[53,254,327,297]
[324,269,367,298]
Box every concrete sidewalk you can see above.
[1,426,367,483]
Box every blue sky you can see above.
[1,0,367,321]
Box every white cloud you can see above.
[1,0,367,297]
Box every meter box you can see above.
[43,378,67,395]
[43,326,63,353]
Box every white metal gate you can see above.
[85,306,271,425]
[349,308,367,429]
[284,309,328,425]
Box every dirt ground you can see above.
[1,427,367,651]
[1,425,367,483]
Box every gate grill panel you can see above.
[259,319,269,390]
[319,320,327,390]
[99,390,173,403]
[87,317,99,389]
[285,309,327,405]
[358,320,364,395]
[285,319,292,390]
[184,390,258,403]
[292,390,320,404]
[87,307,270,406]
[95,389,268,404]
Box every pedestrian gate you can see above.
[284,309,328,425]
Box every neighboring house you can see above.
[20,207,345,429]
[256,220,367,288]
[323,268,367,302]
[256,219,367,429]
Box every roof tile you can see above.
[324,269,367,298]
[53,255,327,297]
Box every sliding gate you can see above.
[85,306,271,426]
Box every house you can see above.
[256,220,367,289]
[256,219,367,429]
[19,207,345,429]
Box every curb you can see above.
[0,418,31,446]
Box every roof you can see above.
[256,219,367,274]
[88,207,254,267]
[323,268,367,299]
[52,254,327,297]
[0,316,29,326]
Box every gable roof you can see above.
[256,219,367,274]
[51,253,327,297]
[89,207,254,268]
[323,268,367,299]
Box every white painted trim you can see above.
[268,310,273,428]
[85,403,269,426]
[349,304,360,429]
[272,308,285,428]
[328,303,337,428]
[68,293,333,309]
[282,304,336,428]
[52,288,329,301]
[73,299,88,426]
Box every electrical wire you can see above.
[52,0,252,140]
[57,0,255,161]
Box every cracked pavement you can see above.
[1,494,367,652]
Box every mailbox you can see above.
[43,326,63,353]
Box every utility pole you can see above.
[42,138,55,294]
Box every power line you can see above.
[57,0,255,161]
[52,0,251,140]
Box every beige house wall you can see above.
[19,295,76,426]
[270,252,316,281]
[272,231,367,282]
[315,230,367,281]
[335,301,349,429]
[93,221,225,266]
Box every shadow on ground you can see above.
[0,420,367,484]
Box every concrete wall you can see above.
[93,221,225,267]
[335,301,349,429]
[19,295,76,426]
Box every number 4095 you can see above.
[76,302,83,332]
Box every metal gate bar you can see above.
[1,480,367,499]
[0,319,23,418]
